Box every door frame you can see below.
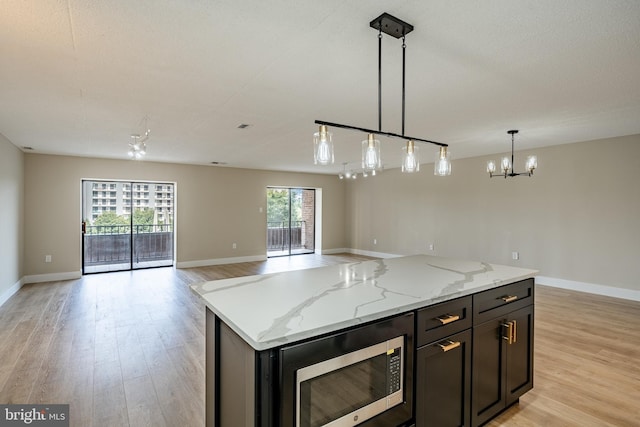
[81,179,177,274]
[266,187,316,258]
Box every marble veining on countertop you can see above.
[190,255,537,350]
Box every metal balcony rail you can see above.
[85,224,173,235]
[83,223,173,267]
[267,221,307,251]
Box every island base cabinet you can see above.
[471,305,534,427]
[415,329,472,427]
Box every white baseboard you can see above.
[0,278,24,307]
[536,276,640,302]
[23,271,82,284]
[320,248,350,255]
[177,254,267,269]
[347,248,402,259]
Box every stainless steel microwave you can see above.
[280,313,414,427]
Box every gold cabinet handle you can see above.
[502,320,517,344]
[501,295,518,303]
[512,319,517,344]
[436,314,460,325]
[437,340,461,352]
[502,321,514,345]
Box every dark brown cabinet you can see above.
[471,279,534,427]
[205,274,535,427]
[416,329,472,427]
[415,296,472,427]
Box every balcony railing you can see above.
[83,224,173,267]
[267,221,307,251]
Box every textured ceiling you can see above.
[1,0,639,174]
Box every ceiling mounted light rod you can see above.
[487,130,537,178]
[313,120,447,148]
[313,12,450,173]
[402,35,406,135]
[378,27,382,132]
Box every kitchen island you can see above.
[191,255,538,427]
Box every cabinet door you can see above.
[471,318,506,427]
[472,306,534,427]
[505,305,534,405]
[416,329,471,427]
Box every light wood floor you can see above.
[0,254,638,426]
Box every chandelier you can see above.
[313,13,451,176]
[486,130,537,178]
[127,128,150,160]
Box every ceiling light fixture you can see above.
[338,162,376,180]
[487,130,537,178]
[128,117,150,160]
[127,129,149,160]
[435,146,452,176]
[313,13,450,175]
[402,140,419,173]
[313,125,334,165]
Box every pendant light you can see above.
[434,147,451,176]
[362,134,382,171]
[313,125,334,165]
[487,130,537,178]
[402,140,419,173]
[313,13,450,175]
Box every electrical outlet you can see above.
[373,239,377,245]
[45,255,52,263]
[232,243,237,249]
[428,244,434,251]
[512,251,519,260]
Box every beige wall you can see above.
[0,134,24,298]
[24,155,347,276]
[19,134,640,294]
[346,134,640,292]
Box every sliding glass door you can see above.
[266,187,315,257]
[82,180,174,274]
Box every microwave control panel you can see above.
[387,347,402,394]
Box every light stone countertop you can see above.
[190,255,537,351]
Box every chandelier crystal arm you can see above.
[314,120,448,148]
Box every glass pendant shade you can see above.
[401,140,420,173]
[362,134,382,171]
[526,155,537,173]
[434,147,451,176]
[487,160,497,175]
[501,156,512,174]
[313,125,334,165]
